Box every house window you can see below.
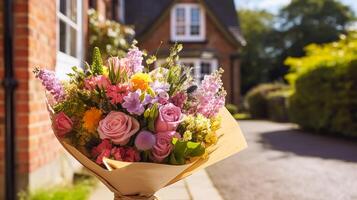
[56,0,83,79]
[171,3,205,42]
[179,58,217,82]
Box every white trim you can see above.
[156,58,217,82]
[56,0,83,80]
[170,3,206,42]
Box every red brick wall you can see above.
[138,0,240,103]
[0,0,60,195]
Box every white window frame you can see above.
[56,0,83,80]
[170,3,205,42]
[156,58,217,82]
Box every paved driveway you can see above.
[207,120,357,200]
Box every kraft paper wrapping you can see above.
[49,106,247,197]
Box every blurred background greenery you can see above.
[227,0,357,137]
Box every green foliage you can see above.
[238,9,276,93]
[266,90,290,122]
[238,1,355,92]
[88,9,134,59]
[225,104,239,114]
[279,0,355,58]
[233,113,251,120]
[285,33,357,136]
[91,47,104,75]
[245,83,289,118]
[169,138,205,165]
[21,178,95,200]
[143,103,159,132]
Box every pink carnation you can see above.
[111,147,140,162]
[91,139,113,165]
[84,75,110,90]
[106,84,129,104]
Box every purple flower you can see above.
[150,81,170,93]
[170,92,187,109]
[193,69,226,117]
[122,90,145,115]
[34,68,65,101]
[125,47,144,74]
[135,130,156,151]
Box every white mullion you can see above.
[185,5,190,38]
[58,13,78,30]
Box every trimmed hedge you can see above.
[285,33,357,136]
[245,83,288,119]
[288,62,357,136]
[226,104,239,115]
[266,90,290,122]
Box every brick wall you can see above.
[0,0,65,196]
[138,0,241,103]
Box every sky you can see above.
[234,0,357,14]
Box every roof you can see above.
[124,0,245,45]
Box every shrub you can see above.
[266,90,290,122]
[285,33,357,136]
[88,9,134,59]
[244,83,288,118]
[225,104,239,114]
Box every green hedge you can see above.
[288,62,357,136]
[266,90,290,122]
[245,83,288,119]
[285,33,357,136]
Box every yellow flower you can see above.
[205,131,218,145]
[83,108,102,133]
[130,73,152,91]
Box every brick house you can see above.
[0,0,243,198]
[127,0,245,105]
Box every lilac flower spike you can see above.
[126,47,144,73]
[122,90,145,115]
[34,68,65,101]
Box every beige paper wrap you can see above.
[52,107,247,198]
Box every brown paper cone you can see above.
[50,106,247,197]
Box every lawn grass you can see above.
[19,176,96,200]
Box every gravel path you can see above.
[207,120,357,200]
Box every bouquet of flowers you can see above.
[34,44,246,199]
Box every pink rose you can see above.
[111,147,140,162]
[151,131,179,163]
[54,112,73,137]
[91,139,112,158]
[97,111,140,145]
[84,75,110,90]
[155,103,183,132]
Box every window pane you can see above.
[190,25,200,35]
[200,62,212,81]
[59,20,66,53]
[175,7,185,35]
[176,25,185,35]
[70,26,77,57]
[190,8,200,36]
[176,8,185,22]
[191,8,200,24]
[60,0,77,23]
[69,0,77,22]
[60,0,66,15]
